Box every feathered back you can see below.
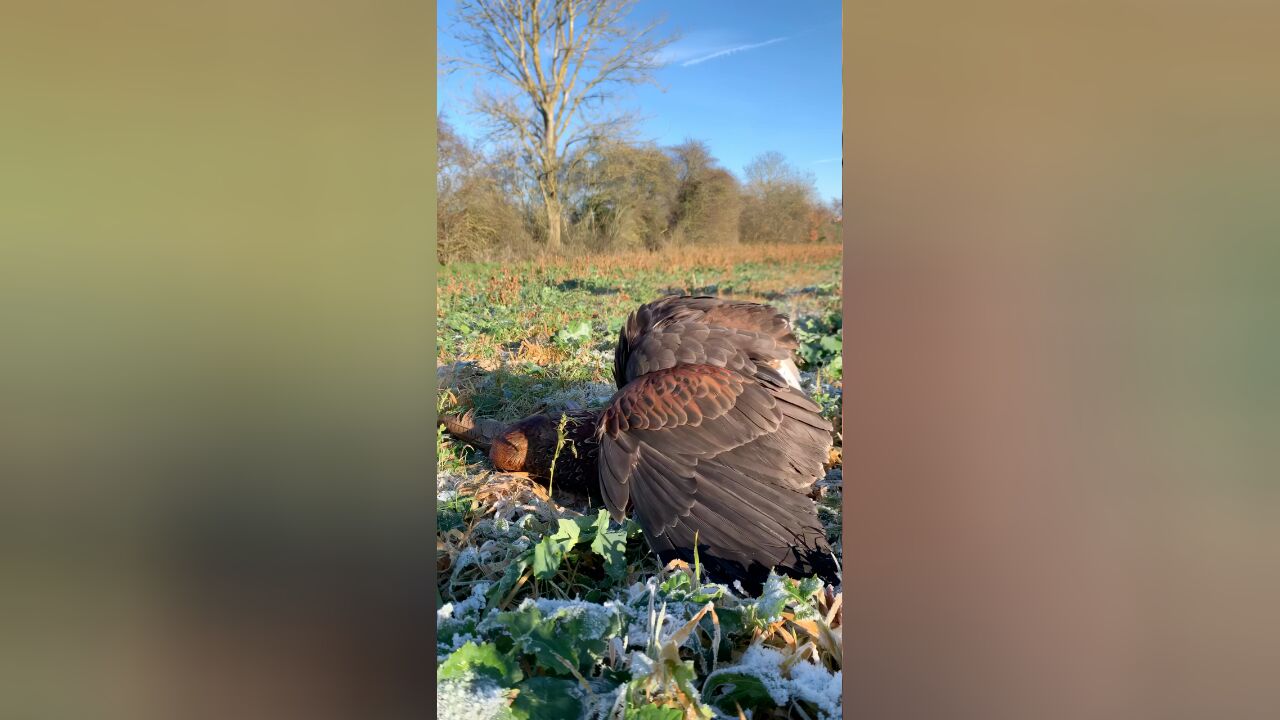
[613,296,799,388]
[600,295,838,593]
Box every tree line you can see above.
[438,115,841,263]
[439,0,839,263]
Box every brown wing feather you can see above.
[614,296,799,388]
[637,296,798,348]
[597,364,835,591]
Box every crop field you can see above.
[436,243,844,720]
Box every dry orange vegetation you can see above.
[437,243,843,356]
[526,242,843,276]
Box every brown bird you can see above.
[440,296,839,593]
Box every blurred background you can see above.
[844,1,1279,717]
[1,1,433,717]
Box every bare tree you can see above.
[568,139,676,251]
[739,151,820,244]
[669,139,742,246]
[437,114,531,262]
[446,0,674,251]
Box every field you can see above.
[436,244,844,720]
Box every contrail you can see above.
[682,37,789,67]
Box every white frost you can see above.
[704,643,843,720]
[789,661,843,720]
[451,581,491,618]
[517,597,621,638]
[436,673,513,720]
[629,651,655,676]
[540,382,617,413]
[731,644,791,705]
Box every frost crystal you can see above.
[451,581,491,618]
[624,580,652,605]
[448,633,478,651]
[436,672,512,720]
[540,382,617,414]
[789,661,843,720]
[750,573,790,624]
[625,600,701,650]
[517,597,619,638]
[705,643,844,720]
[453,546,483,573]
[629,651,655,676]
[731,644,791,705]
[581,682,627,720]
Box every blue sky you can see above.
[437,0,843,203]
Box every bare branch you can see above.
[446,0,674,249]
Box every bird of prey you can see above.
[441,296,839,594]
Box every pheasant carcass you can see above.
[440,296,839,593]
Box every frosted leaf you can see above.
[704,644,843,720]
[450,581,491,619]
[629,651,655,677]
[709,643,790,706]
[748,573,790,625]
[436,672,513,720]
[517,597,621,639]
[582,682,627,720]
[451,546,491,580]
[788,661,843,720]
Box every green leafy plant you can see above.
[793,311,843,374]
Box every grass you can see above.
[436,243,843,720]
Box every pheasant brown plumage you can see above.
[599,296,838,593]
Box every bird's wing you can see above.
[622,321,794,385]
[614,297,799,387]
[696,300,799,350]
[597,364,833,576]
[642,296,798,348]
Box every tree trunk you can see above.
[544,191,562,251]
[542,108,561,252]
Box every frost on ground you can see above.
[436,564,842,718]
[704,643,843,720]
[436,468,845,719]
[484,596,625,642]
[437,672,517,720]
[789,661,844,720]
[538,380,617,413]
